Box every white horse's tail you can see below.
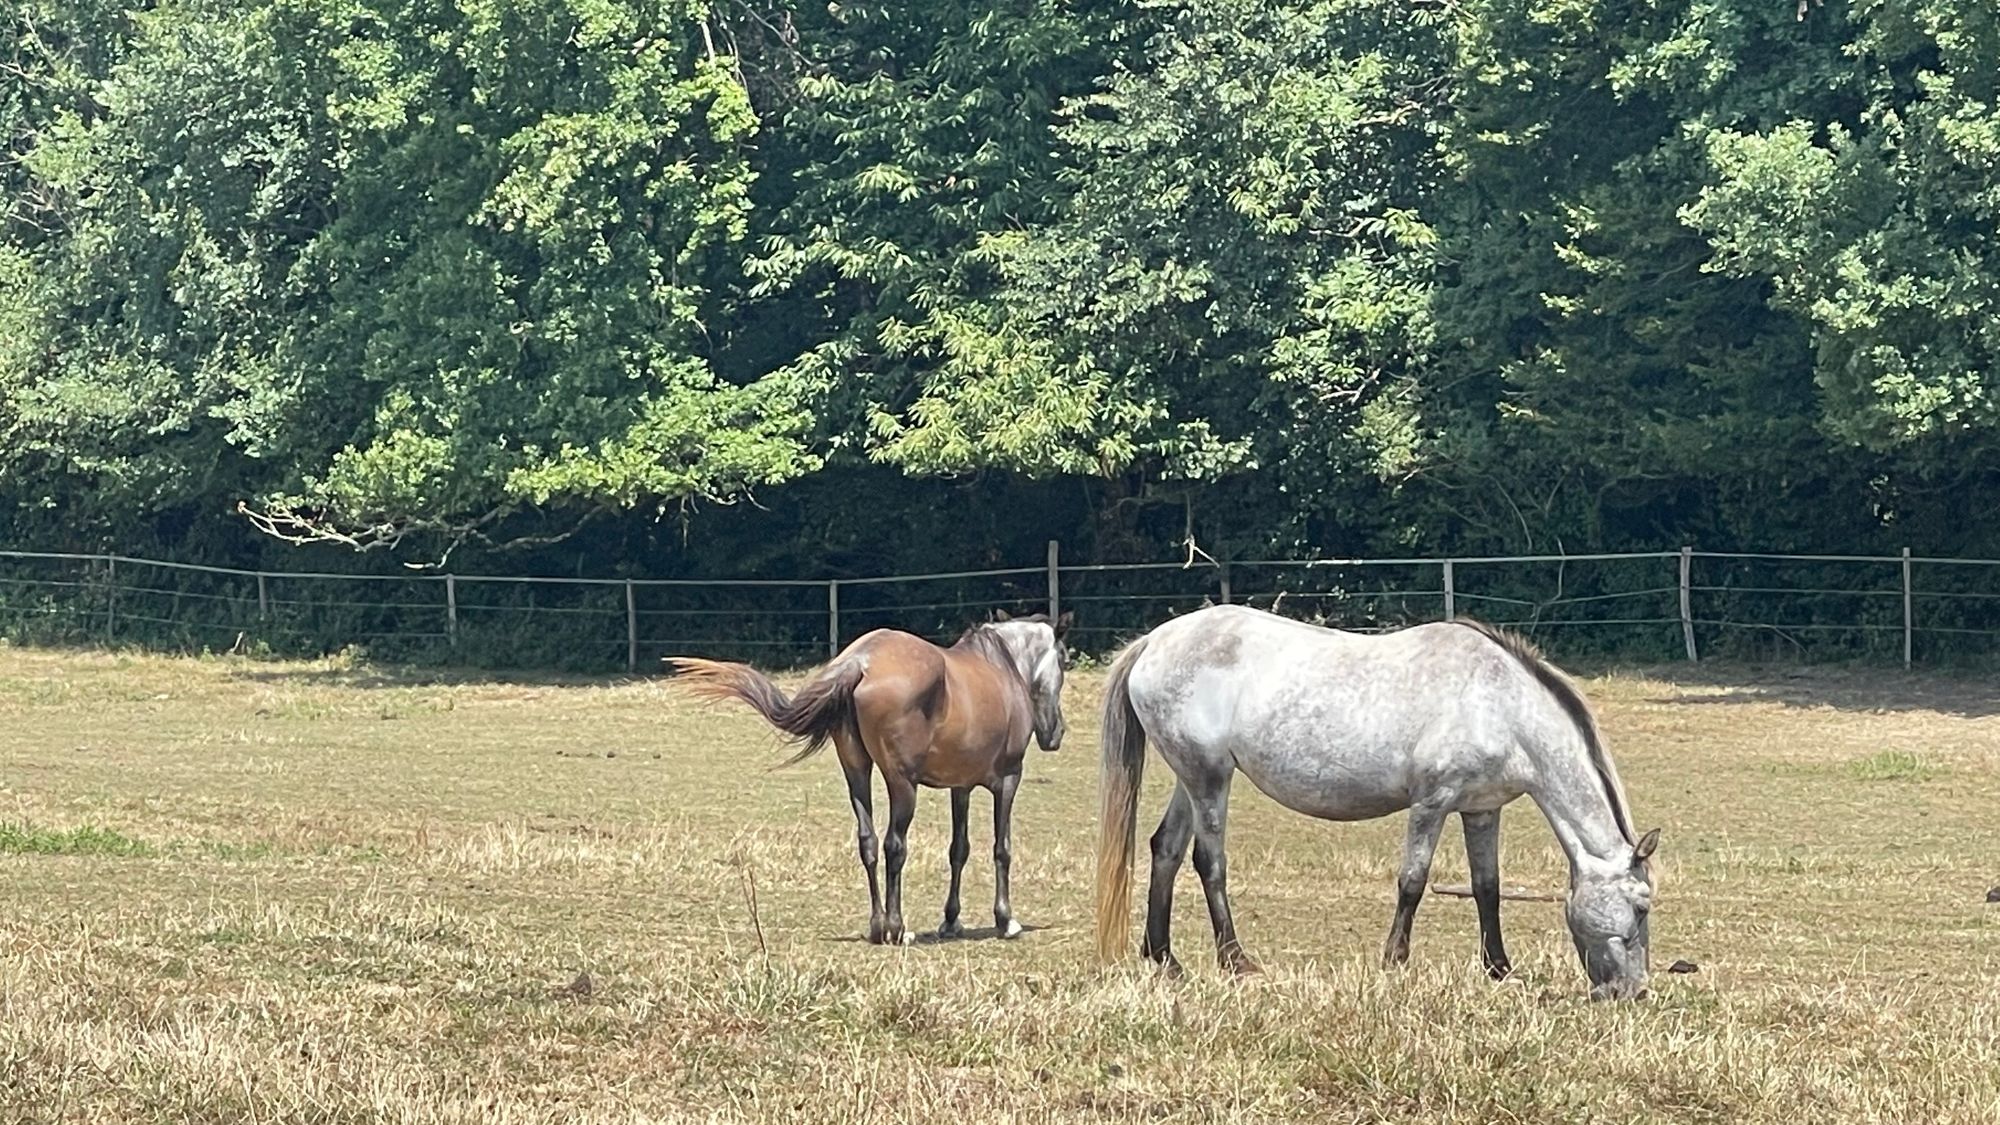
[1093,636,1151,963]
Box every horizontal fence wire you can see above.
[3,547,2000,670]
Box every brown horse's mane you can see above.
[951,616,1051,683]
[952,620,1023,662]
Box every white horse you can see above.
[1094,605,1659,999]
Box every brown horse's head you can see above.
[989,609,1074,751]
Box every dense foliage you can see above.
[4,0,1998,578]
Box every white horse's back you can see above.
[1125,605,1556,821]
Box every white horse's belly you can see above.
[1230,739,1414,821]
[1227,719,1527,821]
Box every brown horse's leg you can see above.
[991,770,1023,938]
[880,775,918,946]
[834,734,886,944]
[1461,810,1512,979]
[1141,783,1194,975]
[939,787,971,939]
[1187,774,1258,975]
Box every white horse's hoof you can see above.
[900,930,915,946]
[1003,919,1023,939]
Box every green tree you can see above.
[1687,3,2000,454]
[734,0,1112,469]
[2,0,814,556]
[838,0,1456,554]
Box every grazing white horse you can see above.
[1094,605,1659,999]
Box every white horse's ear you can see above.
[991,609,1012,623]
[1054,609,1074,638]
[1634,828,1661,862]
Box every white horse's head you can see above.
[1566,828,1659,1000]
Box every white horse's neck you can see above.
[1528,732,1634,876]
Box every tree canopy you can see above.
[4,0,1997,568]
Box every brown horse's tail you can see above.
[666,656,864,767]
[1094,636,1151,964]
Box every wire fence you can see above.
[2,545,1998,671]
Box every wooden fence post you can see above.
[256,573,269,619]
[1218,561,1232,606]
[625,580,638,673]
[445,574,458,648]
[104,557,116,642]
[1046,540,1061,621]
[1901,548,1913,669]
[1678,547,1697,662]
[828,580,841,658]
[1442,559,1455,621]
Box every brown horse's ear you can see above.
[1054,609,1074,639]
[991,608,1012,623]
[1634,828,1661,862]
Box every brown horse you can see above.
[669,610,1072,945]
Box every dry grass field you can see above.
[2,640,1998,1123]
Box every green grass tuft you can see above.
[1844,750,1941,781]
[0,822,154,856]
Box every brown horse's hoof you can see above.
[1486,961,1515,982]
[937,920,965,940]
[1228,958,1263,978]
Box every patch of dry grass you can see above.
[2,642,1998,1122]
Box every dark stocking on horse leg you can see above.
[1382,803,1448,968]
[1141,784,1194,974]
[1187,775,1257,975]
[1461,810,1512,979]
[880,776,918,946]
[938,786,971,939]
[837,750,886,944]
[991,770,1023,938]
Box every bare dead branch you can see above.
[237,498,617,569]
[1431,883,1561,903]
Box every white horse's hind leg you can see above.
[1140,784,1194,974]
[1187,773,1259,975]
[1460,810,1513,979]
[1383,803,1448,967]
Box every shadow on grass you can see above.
[821,922,1054,946]
[221,663,640,692]
[1628,663,2000,719]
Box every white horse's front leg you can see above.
[1460,809,1513,979]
